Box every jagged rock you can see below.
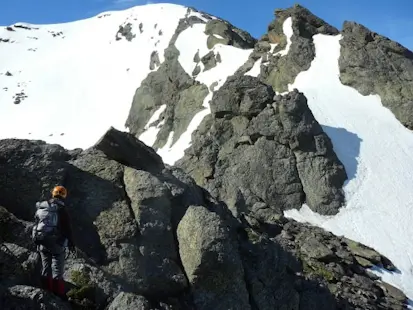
[5,71,12,76]
[108,292,150,310]
[0,139,71,220]
[259,4,339,92]
[94,126,164,173]
[177,205,250,310]
[149,51,161,70]
[210,75,274,117]
[201,50,218,71]
[125,45,208,149]
[204,19,256,49]
[193,50,200,63]
[2,285,71,309]
[276,90,347,215]
[116,23,136,41]
[192,64,201,76]
[339,21,413,129]
[177,77,346,215]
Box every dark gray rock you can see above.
[116,23,136,41]
[94,126,164,173]
[177,77,346,215]
[0,139,71,220]
[339,21,413,129]
[277,90,347,215]
[201,50,218,71]
[2,285,71,310]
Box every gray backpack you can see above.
[32,200,60,245]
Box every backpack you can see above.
[32,200,61,246]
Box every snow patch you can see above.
[284,33,413,301]
[276,17,293,56]
[0,3,188,149]
[270,43,278,53]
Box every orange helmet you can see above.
[52,185,67,199]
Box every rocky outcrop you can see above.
[339,21,413,130]
[177,76,347,216]
[205,19,256,49]
[0,128,407,309]
[263,5,338,92]
[1,285,71,310]
[125,44,209,149]
[240,212,405,310]
[116,23,136,41]
[125,11,210,149]
[125,7,257,150]
[236,4,339,91]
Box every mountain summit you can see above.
[1,3,413,309]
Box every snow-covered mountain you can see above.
[1,2,413,305]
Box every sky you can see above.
[0,0,412,51]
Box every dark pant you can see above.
[39,243,65,280]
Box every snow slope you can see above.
[282,33,413,302]
[0,3,237,150]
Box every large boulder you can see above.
[177,76,347,216]
[339,21,413,130]
[177,205,249,309]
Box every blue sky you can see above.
[1,0,412,50]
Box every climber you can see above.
[32,185,75,300]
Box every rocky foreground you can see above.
[0,124,407,310]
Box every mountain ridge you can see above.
[1,2,413,308]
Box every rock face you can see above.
[339,21,413,130]
[177,76,347,216]
[0,128,407,309]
